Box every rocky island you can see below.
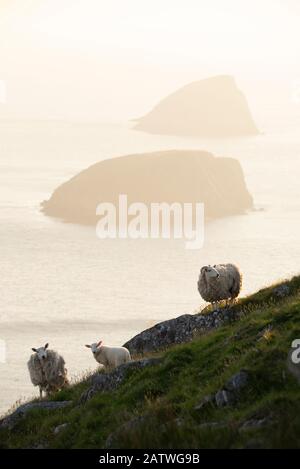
[42,150,253,225]
[134,75,259,137]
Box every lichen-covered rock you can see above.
[0,401,72,430]
[215,389,235,407]
[273,284,290,298]
[195,370,250,411]
[225,370,249,391]
[124,308,239,355]
[240,417,272,431]
[79,358,162,404]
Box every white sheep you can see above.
[198,263,242,309]
[85,341,131,369]
[27,343,69,399]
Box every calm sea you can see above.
[0,115,299,414]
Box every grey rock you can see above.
[225,370,249,392]
[79,358,162,404]
[273,284,290,298]
[0,401,72,430]
[240,417,271,431]
[196,370,250,412]
[53,423,69,435]
[215,389,235,407]
[124,309,239,355]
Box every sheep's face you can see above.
[201,265,220,279]
[85,341,103,355]
[32,343,49,361]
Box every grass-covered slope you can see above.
[1,276,300,449]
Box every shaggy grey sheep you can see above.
[85,341,131,369]
[27,343,69,398]
[198,263,242,309]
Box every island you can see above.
[134,75,259,137]
[41,150,253,225]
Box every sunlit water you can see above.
[0,114,299,415]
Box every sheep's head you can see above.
[85,341,103,355]
[32,343,49,360]
[201,265,220,279]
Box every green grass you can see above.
[1,276,300,449]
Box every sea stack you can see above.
[42,150,253,225]
[134,75,259,138]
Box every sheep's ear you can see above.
[201,266,206,274]
[85,344,91,348]
[44,343,49,349]
[32,348,37,352]
[97,340,103,348]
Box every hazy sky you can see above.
[0,0,299,120]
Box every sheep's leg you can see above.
[39,386,43,400]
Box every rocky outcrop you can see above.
[134,75,259,137]
[0,401,72,430]
[124,307,239,355]
[79,358,162,404]
[194,370,250,410]
[42,150,253,225]
[273,284,290,298]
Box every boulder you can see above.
[124,308,238,355]
[79,358,162,404]
[0,401,72,430]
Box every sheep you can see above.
[27,343,69,399]
[198,263,242,309]
[85,341,131,369]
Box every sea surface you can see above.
[0,114,299,415]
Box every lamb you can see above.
[27,343,69,399]
[85,341,131,369]
[198,263,242,309]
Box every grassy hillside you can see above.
[1,276,300,449]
